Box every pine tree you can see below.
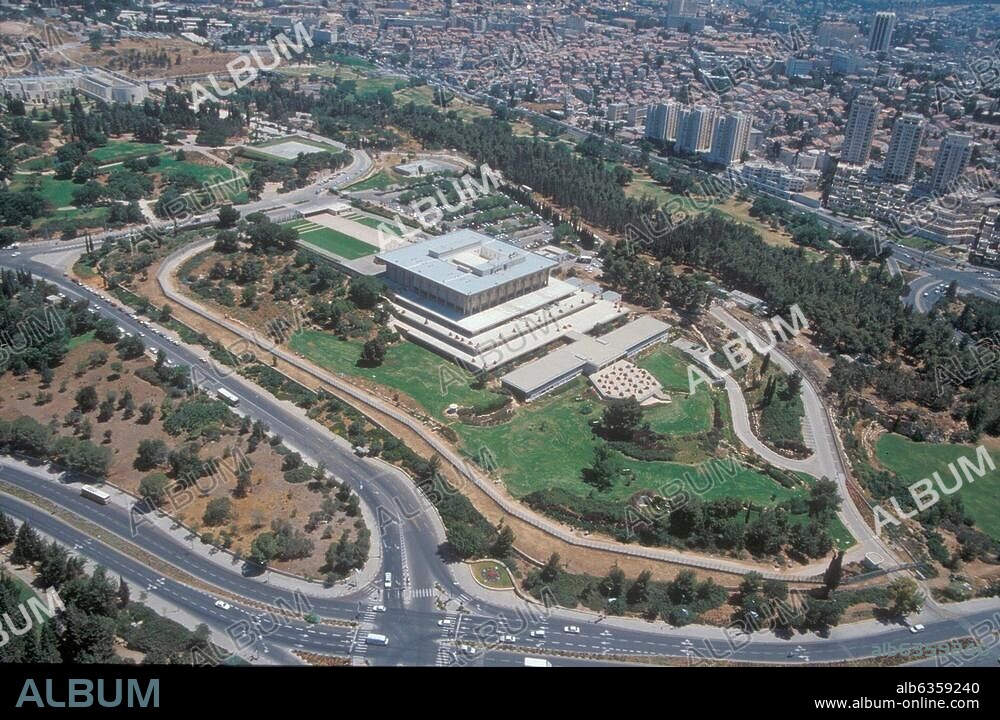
[117,576,130,609]
[10,522,42,565]
[0,511,16,546]
[823,549,844,591]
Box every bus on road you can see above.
[365,634,389,646]
[216,388,240,406]
[523,657,552,667]
[80,485,111,505]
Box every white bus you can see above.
[216,388,240,406]
[365,633,389,646]
[80,485,111,505]
[523,657,552,667]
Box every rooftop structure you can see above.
[377,230,556,316]
[501,316,671,401]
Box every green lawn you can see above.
[16,155,52,172]
[87,141,164,165]
[345,169,411,192]
[451,377,789,504]
[288,330,495,417]
[876,434,1000,540]
[637,345,692,391]
[11,176,78,208]
[644,391,713,436]
[286,221,378,259]
[352,214,411,235]
[68,330,96,349]
[895,236,939,252]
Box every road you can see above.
[3,241,998,666]
[708,305,899,568]
[4,477,998,668]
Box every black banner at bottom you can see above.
[0,665,994,716]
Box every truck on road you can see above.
[523,657,552,667]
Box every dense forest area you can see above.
[232,76,999,437]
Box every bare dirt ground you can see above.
[0,338,360,578]
[58,38,240,79]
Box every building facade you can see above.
[708,111,750,167]
[841,94,880,165]
[931,132,974,194]
[868,11,896,52]
[882,113,926,184]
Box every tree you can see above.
[600,397,643,440]
[808,477,840,520]
[627,569,652,604]
[787,370,803,395]
[360,337,387,367]
[203,497,232,526]
[491,525,515,558]
[739,571,763,596]
[600,565,626,598]
[0,512,16,546]
[823,549,845,591]
[117,576,130,609]
[116,333,145,360]
[886,576,923,616]
[348,275,383,309]
[138,402,156,424]
[584,443,624,492]
[540,552,562,582]
[217,205,239,229]
[75,385,98,412]
[250,532,280,565]
[138,473,171,507]
[10,522,42,565]
[135,439,169,471]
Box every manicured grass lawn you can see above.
[16,155,52,172]
[285,221,378,259]
[11,176,78,208]
[87,141,164,165]
[876,434,1000,540]
[451,378,787,504]
[153,156,244,185]
[637,345,692,391]
[644,391,713,436]
[288,330,495,418]
[352,214,411,234]
[346,169,409,191]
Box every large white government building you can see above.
[377,230,555,316]
[375,230,670,402]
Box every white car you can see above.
[437,619,453,627]
[214,600,232,610]
[563,625,580,634]
[372,605,387,613]
[499,634,516,643]
[530,630,546,638]
[458,644,478,655]
[908,623,925,633]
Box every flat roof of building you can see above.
[377,230,556,298]
[501,316,670,395]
